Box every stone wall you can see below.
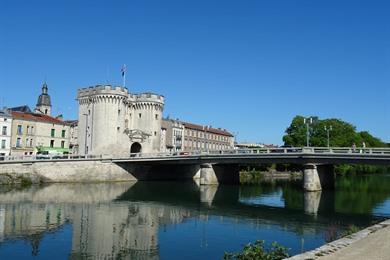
[0,160,136,184]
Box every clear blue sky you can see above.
[1,0,389,144]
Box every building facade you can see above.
[0,110,12,157]
[182,122,234,152]
[10,111,70,156]
[161,118,184,153]
[65,120,78,154]
[7,83,70,156]
[77,85,164,156]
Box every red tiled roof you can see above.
[182,121,233,137]
[11,111,67,125]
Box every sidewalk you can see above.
[287,219,390,260]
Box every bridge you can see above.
[1,147,390,191]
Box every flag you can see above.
[121,64,127,77]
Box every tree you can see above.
[283,115,386,147]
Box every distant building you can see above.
[77,85,164,156]
[10,111,70,156]
[9,105,32,113]
[8,83,70,156]
[0,109,12,157]
[64,120,78,154]
[235,142,265,149]
[161,118,184,153]
[181,122,234,152]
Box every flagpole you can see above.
[122,64,126,88]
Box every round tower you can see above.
[77,85,128,155]
[130,93,164,154]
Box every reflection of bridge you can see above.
[1,147,390,191]
[117,181,380,226]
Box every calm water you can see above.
[0,175,390,259]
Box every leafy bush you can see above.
[224,240,289,260]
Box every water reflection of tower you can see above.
[70,202,192,259]
[71,203,160,259]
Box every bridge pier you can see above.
[200,163,218,185]
[200,164,240,185]
[303,164,334,191]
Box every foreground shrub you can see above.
[224,240,289,260]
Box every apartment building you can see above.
[182,122,234,152]
[0,109,12,157]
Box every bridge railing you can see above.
[1,147,390,162]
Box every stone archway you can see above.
[130,142,142,154]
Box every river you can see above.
[0,174,389,259]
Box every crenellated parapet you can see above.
[77,85,129,104]
[135,93,164,103]
[128,93,164,111]
[78,95,128,105]
[77,87,164,108]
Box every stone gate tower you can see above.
[77,85,164,156]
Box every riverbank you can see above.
[286,219,390,260]
[240,170,302,184]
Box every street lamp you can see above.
[324,125,332,148]
[233,131,239,147]
[82,113,88,155]
[203,125,208,153]
[303,117,313,147]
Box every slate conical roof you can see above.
[36,82,51,107]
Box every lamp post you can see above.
[233,131,239,148]
[203,125,208,153]
[303,117,313,147]
[324,125,332,148]
[82,113,88,155]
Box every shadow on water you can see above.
[0,174,389,259]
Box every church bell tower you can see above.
[35,82,52,116]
